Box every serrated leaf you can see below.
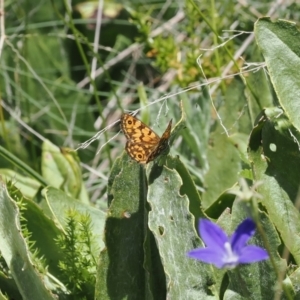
[165,156,205,221]
[146,164,218,299]
[21,197,62,276]
[0,182,56,300]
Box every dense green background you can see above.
[0,0,300,299]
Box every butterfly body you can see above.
[120,113,172,164]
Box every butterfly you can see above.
[120,113,172,164]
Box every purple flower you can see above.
[187,218,269,269]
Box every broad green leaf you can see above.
[202,79,249,208]
[245,50,274,122]
[41,139,89,203]
[248,108,300,264]
[228,133,249,164]
[179,89,211,179]
[203,131,241,208]
[0,182,56,300]
[146,164,218,299]
[96,153,150,299]
[255,18,300,131]
[218,79,251,132]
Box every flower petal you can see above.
[187,248,225,268]
[238,245,269,264]
[230,218,256,253]
[199,219,228,250]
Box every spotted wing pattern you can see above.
[120,113,172,164]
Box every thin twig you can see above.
[89,0,104,92]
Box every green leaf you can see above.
[21,197,62,276]
[248,108,300,264]
[41,140,89,203]
[96,153,149,299]
[165,156,204,222]
[203,131,241,208]
[255,18,300,131]
[202,79,249,208]
[146,163,218,299]
[0,182,56,300]
[179,89,211,175]
[245,49,274,121]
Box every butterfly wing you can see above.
[121,113,160,143]
[146,119,172,163]
[121,113,161,163]
[125,140,157,164]
[121,113,173,164]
